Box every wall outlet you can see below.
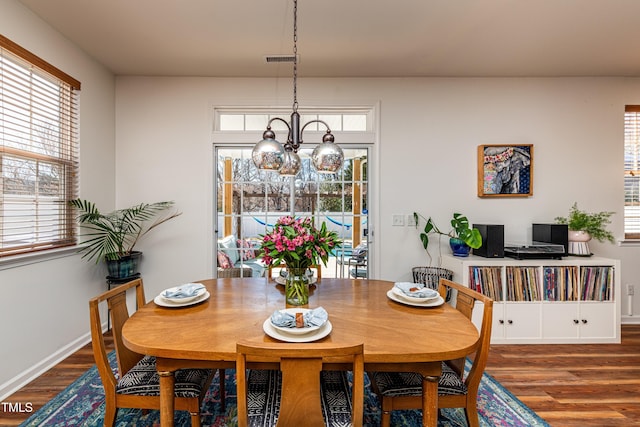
[406,214,417,227]
[392,214,405,226]
[627,284,635,295]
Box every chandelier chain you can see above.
[292,0,298,113]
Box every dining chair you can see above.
[236,341,364,427]
[267,263,322,280]
[369,278,493,427]
[89,278,216,426]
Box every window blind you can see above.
[624,105,640,239]
[0,35,80,257]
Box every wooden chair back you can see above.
[438,278,494,406]
[236,341,364,427]
[89,278,215,426]
[89,278,146,394]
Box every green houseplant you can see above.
[69,199,182,278]
[413,212,482,258]
[554,202,615,243]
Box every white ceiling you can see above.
[17,0,640,78]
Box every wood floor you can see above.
[1,326,639,426]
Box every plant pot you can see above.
[106,251,142,279]
[568,230,592,256]
[568,230,591,242]
[449,238,470,257]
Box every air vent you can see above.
[264,55,298,63]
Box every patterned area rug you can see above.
[21,352,549,426]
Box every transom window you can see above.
[0,36,80,257]
[217,110,370,132]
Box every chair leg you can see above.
[380,396,392,427]
[219,368,226,412]
[465,403,480,427]
[103,397,116,427]
[190,411,201,427]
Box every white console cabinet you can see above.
[440,254,621,344]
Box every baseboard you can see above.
[0,331,92,401]
[622,315,640,325]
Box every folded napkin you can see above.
[270,307,328,328]
[162,283,205,299]
[394,282,439,299]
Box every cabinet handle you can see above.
[582,319,588,324]
[499,319,504,324]
[507,319,513,324]
[573,319,579,324]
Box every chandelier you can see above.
[251,0,344,176]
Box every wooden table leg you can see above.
[422,375,439,427]
[158,368,176,427]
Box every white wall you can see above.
[2,0,640,404]
[115,76,640,326]
[0,0,116,399]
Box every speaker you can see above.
[473,224,504,258]
[532,223,568,254]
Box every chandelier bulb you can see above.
[311,138,344,174]
[279,150,302,176]
[252,134,285,171]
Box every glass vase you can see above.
[285,267,310,306]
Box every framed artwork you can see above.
[477,144,533,197]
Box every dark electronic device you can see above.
[473,224,504,258]
[504,243,565,260]
[532,223,568,255]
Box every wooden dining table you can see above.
[121,277,479,427]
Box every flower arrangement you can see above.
[259,216,341,269]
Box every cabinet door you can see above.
[503,303,541,340]
[541,302,580,340]
[482,303,541,342]
[578,302,616,340]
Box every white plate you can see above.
[161,284,206,303]
[386,289,445,308]
[270,308,325,335]
[274,276,318,286]
[263,318,332,343]
[391,286,439,303]
[154,291,210,308]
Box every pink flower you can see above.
[257,215,342,269]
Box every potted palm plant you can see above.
[69,199,182,278]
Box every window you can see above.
[624,105,640,238]
[218,111,370,132]
[0,35,80,257]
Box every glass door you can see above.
[215,147,369,279]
